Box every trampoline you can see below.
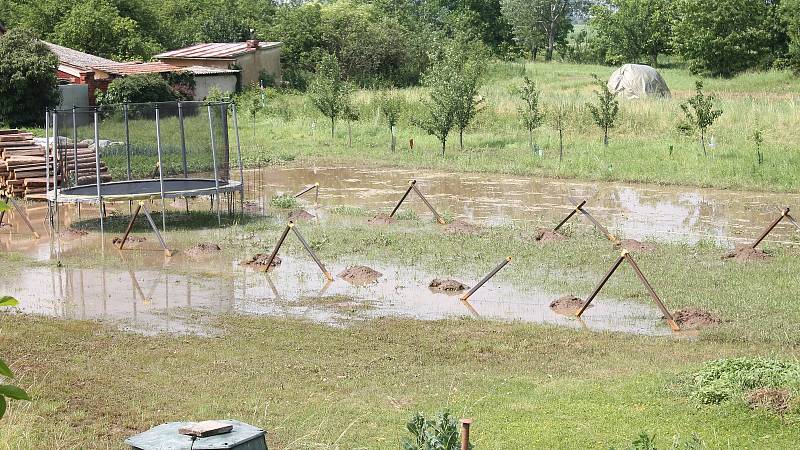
[48,178,242,203]
[44,100,246,254]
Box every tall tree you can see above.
[590,0,674,66]
[679,81,723,156]
[672,0,779,77]
[500,0,580,61]
[0,29,61,127]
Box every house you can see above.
[43,42,240,106]
[155,38,282,87]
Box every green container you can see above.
[125,419,267,450]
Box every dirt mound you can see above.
[549,295,586,314]
[112,236,146,247]
[185,242,222,258]
[534,228,566,242]
[368,213,397,225]
[339,265,382,284]
[615,239,656,253]
[723,245,771,262]
[59,228,89,240]
[672,308,721,328]
[240,253,282,271]
[288,209,315,222]
[444,219,482,234]
[429,278,469,292]
[745,388,792,415]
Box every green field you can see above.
[238,61,800,192]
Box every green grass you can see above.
[235,61,800,192]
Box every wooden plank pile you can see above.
[0,129,111,200]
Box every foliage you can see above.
[0,28,61,127]
[377,89,405,152]
[51,0,161,60]
[270,194,299,209]
[549,100,572,162]
[0,292,30,420]
[500,0,578,61]
[679,81,723,156]
[672,0,781,77]
[309,54,351,138]
[586,74,619,146]
[418,36,487,155]
[590,0,673,66]
[517,76,544,154]
[401,411,471,450]
[97,74,179,105]
[783,0,800,72]
[687,357,800,407]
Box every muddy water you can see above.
[247,166,800,245]
[0,256,672,336]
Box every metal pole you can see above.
[178,101,188,178]
[291,224,334,281]
[294,183,319,198]
[554,199,586,232]
[623,253,679,331]
[124,102,131,180]
[72,106,78,186]
[44,109,51,225]
[460,256,512,302]
[117,203,142,249]
[390,180,416,217]
[207,104,222,226]
[155,106,167,232]
[93,109,104,236]
[52,112,59,233]
[411,183,446,224]
[751,208,788,249]
[576,254,625,317]
[577,206,617,242]
[264,223,292,269]
[232,103,245,212]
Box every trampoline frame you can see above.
[44,100,246,250]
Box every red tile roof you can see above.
[155,41,281,60]
[93,62,239,76]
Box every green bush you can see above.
[687,357,800,405]
[270,194,299,209]
[402,411,470,450]
[97,74,178,105]
[0,28,60,126]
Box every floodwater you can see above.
[0,256,673,336]
[3,165,798,335]
[247,166,800,246]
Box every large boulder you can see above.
[607,64,671,99]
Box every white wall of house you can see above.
[193,74,238,100]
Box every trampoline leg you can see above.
[117,203,142,250]
[2,195,40,239]
[140,202,173,257]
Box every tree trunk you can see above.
[330,117,335,139]
[532,45,538,61]
[559,128,564,162]
[603,127,609,146]
[459,128,464,150]
[347,122,352,147]
[390,126,396,152]
[700,130,706,156]
[528,129,533,154]
[546,28,555,61]
[441,137,446,157]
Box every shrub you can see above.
[270,194,299,209]
[98,74,178,105]
[687,357,800,407]
[401,411,470,450]
[0,29,61,126]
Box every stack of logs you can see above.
[0,129,111,200]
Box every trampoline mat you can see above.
[55,178,239,201]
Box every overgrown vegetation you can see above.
[402,411,470,450]
[687,357,800,409]
[0,29,60,126]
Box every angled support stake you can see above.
[0,195,40,238]
[460,256,512,302]
[294,182,320,203]
[264,221,334,281]
[389,180,446,224]
[553,199,586,232]
[751,207,791,249]
[576,249,679,331]
[116,201,173,257]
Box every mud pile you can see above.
[288,209,315,222]
[672,308,721,328]
[240,253,282,271]
[339,265,382,284]
[59,228,89,240]
[185,242,222,258]
[534,228,566,242]
[368,213,397,225]
[722,246,771,262]
[614,239,656,253]
[549,295,586,314]
[444,219,482,234]
[429,279,469,292]
[112,236,146,247]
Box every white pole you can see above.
[93,109,104,237]
[231,103,245,212]
[155,106,167,232]
[207,104,221,226]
